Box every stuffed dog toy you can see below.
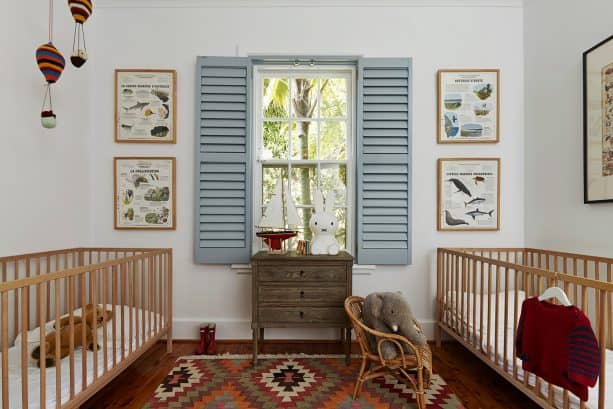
[31,322,97,368]
[32,304,114,368]
[54,304,114,330]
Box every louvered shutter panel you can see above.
[195,57,252,264]
[356,58,412,265]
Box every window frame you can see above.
[252,65,357,255]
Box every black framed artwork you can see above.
[583,35,613,203]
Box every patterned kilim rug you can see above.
[143,354,464,409]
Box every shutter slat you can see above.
[196,57,252,264]
[357,58,412,265]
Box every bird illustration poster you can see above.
[115,69,176,143]
[114,157,176,230]
[438,158,500,231]
[437,69,499,143]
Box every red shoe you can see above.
[206,323,216,355]
[197,323,210,355]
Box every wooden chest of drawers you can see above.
[251,251,353,365]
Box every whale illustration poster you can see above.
[583,35,613,202]
[437,69,499,144]
[438,158,500,231]
[115,69,176,143]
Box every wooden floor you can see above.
[81,340,540,409]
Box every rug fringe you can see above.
[181,353,361,360]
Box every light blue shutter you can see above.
[356,58,412,265]
[195,57,252,264]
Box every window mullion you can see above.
[287,74,293,215]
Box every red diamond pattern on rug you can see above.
[143,356,465,409]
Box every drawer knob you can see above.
[300,290,305,298]
[300,311,304,319]
[299,270,305,276]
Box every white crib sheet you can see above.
[446,291,612,409]
[1,305,162,409]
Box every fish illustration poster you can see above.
[438,158,500,231]
[114,157,176,230]
[584,35,613,202]
[438,70,499,143]
[115,69,176,143]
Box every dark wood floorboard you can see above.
[81,340,540,409]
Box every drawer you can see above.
[257,264,346,282]
[259,307,347,324]
[258,286,346,305]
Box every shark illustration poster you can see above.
[584,35,613,202]
[437,69,499,144]
[114,157,176,230]
[115,69,176,143]
[438,158,500,231]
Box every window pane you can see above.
[320,78,347,118]
[262,166,288,205]
[262,121,288,160]
[295,208,313,242]
[319,164,346,206]
[263,78,289,119]
[290,165,317,205]
[334,208,346,250]
[291,121,317,160]
[291,78,319,119]
[319,121,347,160]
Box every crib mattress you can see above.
[445,291,612,409]
[1,305,162,409]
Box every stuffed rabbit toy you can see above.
[309,190,340,255]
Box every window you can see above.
[253,67,355,252]
[196,56,411,265]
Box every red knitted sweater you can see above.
[515,297,600,401]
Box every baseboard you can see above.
[172,318,437,341]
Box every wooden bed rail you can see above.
[0,248,172,409]
[436,248,612,409]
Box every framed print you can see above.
[583,35,613,203]
[115,69,176,143]
[114,157,176,230]
[438,158,500,231]
[437,69,500,143]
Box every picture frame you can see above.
[437,158,500,231]
[114,157,176,230]
[115,69,177,143]
[437,69,500,143]
[583,35,613,203]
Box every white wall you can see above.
[88,1,525,340]
[0,0,91,255]
[524,0,613,255]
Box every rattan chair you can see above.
[344,295,432,409]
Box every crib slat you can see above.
[103,266,109,374]
[512,269,519,380]
[55,280,61,409]
[141,258,145,346]
[487,262,493,356]
[454,255,459,332]
[81,274,87,392]
[92,270,98,381]
[471,259,477,346]
[38,283,46,409]
[2,292,9,409]
[598,288,606,409]
[608,264,612,350]
[69,276,75,399]
[21,287,29,409]
[121,262,126,361]
[129,260,134,355]
[111,265,117,368]
[503,266,509,372]
[494,263,500,361]
[479,260,485,353]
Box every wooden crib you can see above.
[436,248,612,409]
[0,247,173,409]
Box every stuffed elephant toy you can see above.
[362,292,427,360]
